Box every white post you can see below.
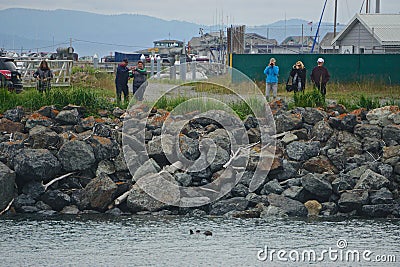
[150,55,154,77]
[156,55,161,79]
[191,56,196,81]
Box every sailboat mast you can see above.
[334,0,338,38]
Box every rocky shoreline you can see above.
[0,101,400,219]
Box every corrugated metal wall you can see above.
[232,54,400,84]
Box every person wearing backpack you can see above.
[263,58,279,101]
[290,61,307,93]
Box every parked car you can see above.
[0,57,23,93]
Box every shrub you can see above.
[293,89,326,108]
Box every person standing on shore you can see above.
[310,58,330,97]
[263,58,279,101]
[33,60,53,93]
[115,58,130,104]
[131,60,147,101]
[290,61,306,93]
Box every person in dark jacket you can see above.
[131,61,147,101]
[115,58,130,104]
[290,61,306,93]
[310,58,330,96]
[33,60,53,92]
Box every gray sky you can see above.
[0,0,399,25]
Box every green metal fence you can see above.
[231,54,400,85]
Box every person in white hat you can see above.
[310,57,330,97]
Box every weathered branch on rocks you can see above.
[114,188,133,206]
[366,151,381,162]
[270,132,289,139]
[0,198,14,215]
[43,172,75,191]
[223,141,260,168]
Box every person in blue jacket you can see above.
[115,58,130,104]
[263,57,279,101]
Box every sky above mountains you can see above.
[0,0,399,26]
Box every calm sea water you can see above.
[0,215,399,266]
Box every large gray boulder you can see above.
[209,197,249,215]
[286,141,320,161]
[29,125,61,149]
[382,125,400,145]
[41,190,71,211]
[0,162,15,211]
[87,136,120,161]
[301,173,333,201]
[4,107,24,122]
[57,140,96,172]
[126,184,167,213]
[275,112,302,133]
[338,190,369,213]
[80,173,118,211]
[205,129,231,152]
[263,193,307,217]
[354,124,382,139]
[55,108,80,125]
[302,107,327,125]
[354,169,390,191]
[13,149,61,182]
[311,120,334,142]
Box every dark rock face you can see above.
[41,190,71,211]
[275,112,302,133]
[88,136,120,161]
[338,190,369,213]
[370,188,393,205]
[209,197,249,215]
[80,173,118,211]
[303,155,337,174]
[0,162,15,211]
[13,149,61,182]
[21,181,45,201]
[382,125,400,145]
[361,204,399,218]
[4,107,24,122]
[55,109,80,125]
[354,169,390,191]
[126,184,169,213]
[286,141,320,161]
[0,118,24,133]
[265,194,307,217]
[302,108,327,125]
[301,173,333,201]
[29,126,61,149]
[57,140,96,172]
[311,121,333,142]
[354,124,382,139]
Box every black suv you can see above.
[0,57,23,93]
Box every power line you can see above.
[73,38,148,49]
[1,40,70,52]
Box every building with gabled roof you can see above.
[332,13,400,54]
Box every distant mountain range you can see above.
[0,8,345,57]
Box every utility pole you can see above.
[366,0,370,13]
[333,0,338,54]
[376,0,381,13]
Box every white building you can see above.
[332,13,400,54]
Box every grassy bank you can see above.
[0,87,115,115]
